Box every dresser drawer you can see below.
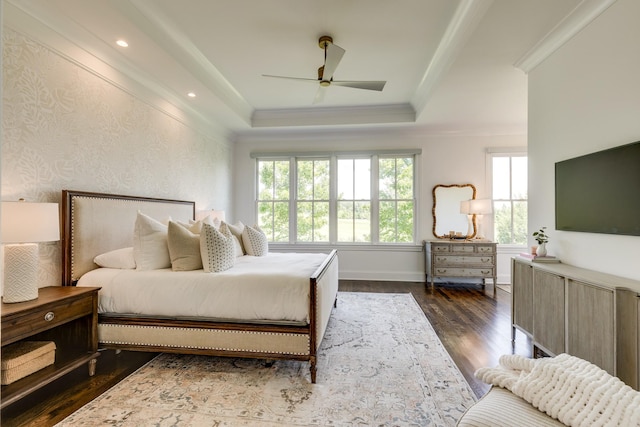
[1,295,93,345]
[434,255,495,266]
[476,245,495,254]
[432,267,494,278]
[450,245,475,253]
[431,244,451,253]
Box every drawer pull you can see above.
[436,269,448,274]
[481,270,491,275]
[481,258,491,263]
[44,311,55,322]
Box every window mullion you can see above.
[329,155,337,243]
[290,157,297,244]
[371,155,380,243]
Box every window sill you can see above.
[268,243,423,252]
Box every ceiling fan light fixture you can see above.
[262,34,385,103]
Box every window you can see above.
[257,160,290,242]
[491,152,527,245]
[256,153,417,245]
[297,159,330,242]
[379,157,414,243]
[337,158,371,242]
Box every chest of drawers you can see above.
[425,240,497,296]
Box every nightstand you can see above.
[1,286,101,409]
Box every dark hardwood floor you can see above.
[1,280,531,426]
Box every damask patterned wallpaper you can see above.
[2,29,233,289]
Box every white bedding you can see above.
[77,252,329,323]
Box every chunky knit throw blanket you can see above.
[475,354,640,427]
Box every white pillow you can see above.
[93,247,136,269]
[242,224,269,257]
[231,235,244,258]
[167,221,202,271]
[178,215,218,234]
[200,222,235,273]
[133,211,171,270]
[225,221,246,255]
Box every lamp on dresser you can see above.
[459,200,474,238]
[1,199,60,303]
[469,198,493,240]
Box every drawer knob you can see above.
[44,311,55,322]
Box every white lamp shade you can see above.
[210,210,226,222]
[196,209,226,222]
[1,202,60,243]
[459,200,471,215]
[469,199,493,215]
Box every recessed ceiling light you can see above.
[116,40,129,47]
[187,92,196,98]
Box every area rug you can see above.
[57,292,476,426]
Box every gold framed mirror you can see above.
[432,184,477,239]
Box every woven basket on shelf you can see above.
[1,341,56,385]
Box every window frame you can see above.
[486,148,528,247]
[254,150,420,247]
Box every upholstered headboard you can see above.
[62,190,195,285]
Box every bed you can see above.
[61,190,339,383]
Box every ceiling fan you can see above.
[262,35,386,104]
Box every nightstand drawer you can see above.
[1,296,93,345]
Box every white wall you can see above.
[234,129,525,282]
[1,28,234,289]
[528,0,640,281]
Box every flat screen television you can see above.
[555,141,640,236]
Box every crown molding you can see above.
[251,104,416,128]
[126,0,253,123]
[411,0,494,117]
[4,0,233,139]
[514,0,618,73]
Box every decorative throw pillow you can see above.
[225,221,246,255]
[200,222,235,273]
[178,215,218,234]
[242,224,269,256]
[167,221,203,271]
[232,235,244,258]
[93,247,136,269]
[133,211,171,270]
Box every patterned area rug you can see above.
[57,292,476,426]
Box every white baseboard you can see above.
[339,270,425,283]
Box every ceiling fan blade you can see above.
[331,80,386,91]
[262,74,317,83]
[322,43,345,81]
[313,86,327,104]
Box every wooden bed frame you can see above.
[61,190,339,383]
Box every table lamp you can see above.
[459,200,474,238]
[2,200,60,303]
[469,199,493,239]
